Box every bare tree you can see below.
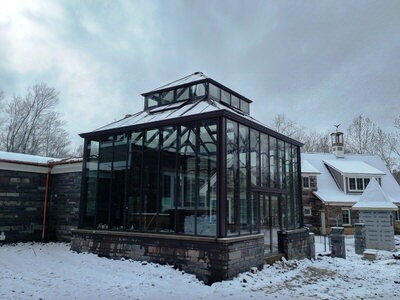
[346,115,398,171]
[302,130,331,153]
[0,83,71,157]
[391,116,400,170]
[372,128,398,171]
[270,114,306,141]
[0,90,4,126]
[346,115,378,154]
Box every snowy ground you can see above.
[1,236,400,300]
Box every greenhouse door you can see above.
[259,193,281,254]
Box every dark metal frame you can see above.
[78,75,304,238]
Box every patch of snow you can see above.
[0,151,58,164]
[1,236,399,299]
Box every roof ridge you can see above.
[147,72,208,93]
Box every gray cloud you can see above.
[0,0,399,147]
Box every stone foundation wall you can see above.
[278,228,315,260]
[71,230,264,284]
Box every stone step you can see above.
[264,253,284,265]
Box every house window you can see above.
[302,176,310,189]
[304,206,312,216]
[342,209,351,225]
[348,177,374,192]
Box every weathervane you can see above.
[334,124,341,132]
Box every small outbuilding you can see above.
[352,177,398,251]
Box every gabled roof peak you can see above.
[352,177,398,210]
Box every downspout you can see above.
[41,165,52,242]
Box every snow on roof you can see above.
[0,151,59,165]
[89,99,220,133]
[142,72,209,94]
[323,159,385,175]
[352,177,398,211]
[301,152,400,205]
[301,159,321,174]
[84,99,276,138]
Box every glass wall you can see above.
[80,115,302,238]
[82,118,218,237]
[224,118,302,236]
[144,81,250,115]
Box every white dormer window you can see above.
[348,177,373,192]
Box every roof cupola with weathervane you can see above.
[331,124,344,158]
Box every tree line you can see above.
[269,114,400,174]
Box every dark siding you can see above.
[0,169,46,242]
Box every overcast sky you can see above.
[1,0,399,147]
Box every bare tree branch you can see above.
[0,83,71,157]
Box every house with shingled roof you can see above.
[301,131,400,234]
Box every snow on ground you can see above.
[1,236,400,300]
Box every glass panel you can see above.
[221,90,231,105]
[277,140,285,189]
[357,178,364,190]
[250,192,259,233]
[82,139,99,228]
[97,135,113,229]
[231,95,239,109]
[142,129,159,232]
[349,178,356,190]
[146,94,160,108]
[177,124,197,234]
[197,119,217,236]
[260,133,269,187]
[270,195,279,252]
[159,126,177,233]
[209,84,220,100]
[127,131,143,231]
[263,194,280,253]
[240,100,250,114]
[364,178,370,188]
[292,146,301,228]
[239,124,250,234]
[226,119,239,236]
[160,90,175,105]
[176,87,190,102]
[269,137,277,188]
[110,134,127,230]
[285,143,294,230]
[191,83,206,99]
[250,129,260,187]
